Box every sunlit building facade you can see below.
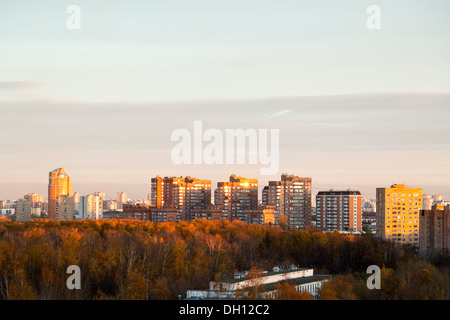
[79,194,103,219]
[48,168,72,220]
[376,184,422,247]
[150,176,211,220]
[244,205,275,226]
[215,174,258,221]
[150,176,184,207]
[264,174,312,230]
[117,192,127,204]
[94,192,107,201]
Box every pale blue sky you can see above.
[1,1,449,200]
[2,0,450,101]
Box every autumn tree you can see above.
[273,282,313,300]
[319,274,358,300]
[235,266,266,300]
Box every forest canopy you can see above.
[0,219,448,300]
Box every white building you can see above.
[423,194,433,210]
[0,208,15,216]
[186,266,330,300]
[79,195,103,219]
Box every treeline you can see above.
[0,219,448,300]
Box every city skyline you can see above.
[0,167,447,203]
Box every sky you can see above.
[1,0,449,201]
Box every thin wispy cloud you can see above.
[0,81,42,89]
[0,92,449,200]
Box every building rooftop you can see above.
[220,267,310,284]
[317,190,361,196]
[264,275,332,292]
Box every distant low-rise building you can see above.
[122,204,181,223]
[122,204,153,221]
[186,267,330,300]
[102,210,122,219]
[0,209,15,216]
[244,205,275,226]
[192,204,224,221]
[362,214,377,233]
[152,206,181,223]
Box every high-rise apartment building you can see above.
[311,194,316,209]
[150,176,185,207]
[48,168,72,220]
[24,193,44,203]
[79,194,103,219]
[423,194,433,210]
[362,199,376,214]
[15,199,32,222]
[376,184,422,247]
[94,192,106,201]
[419,204,450,255]
[117,192,127,204]
[215,174,258,222]
[316,190,362,232]
[183,177,212,220]
[150,176,211,220]
[73,192,80,216]
[262,186,269,206]
[103,199,118,211]
[263,174,311,230]
[56,195,75,221]
[24,193,45,215]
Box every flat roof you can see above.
[264,275,332,292]
[317,190,361,196]
[219,268,311,284]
